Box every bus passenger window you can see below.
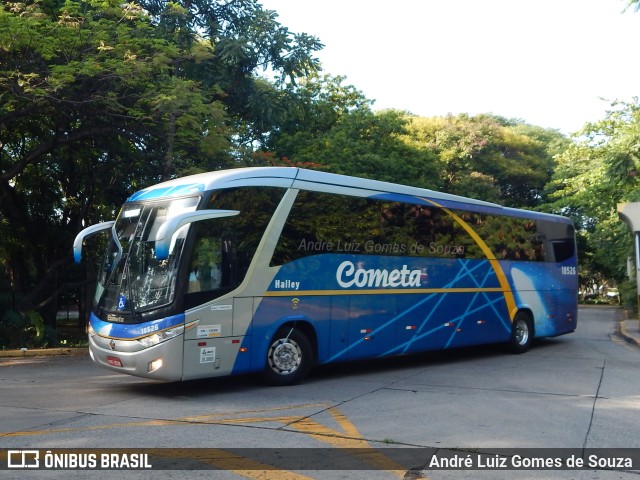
[185,186,284,306]
[188,237,223,293]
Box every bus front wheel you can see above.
[508,312,533,354]
[262,328,312,386]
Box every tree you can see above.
[402,114,567,208]
[266,82,568,205]
[264,74,441,188]
[1,0,181,331]
[545,99,640,293]
[0,0,321,345]
[626,0,640,11]
[135,0,323,155]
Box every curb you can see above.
[620,320,640,347]
[0,347,88,358]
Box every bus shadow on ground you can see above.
[309,337,563,382]
[119,338,565,398]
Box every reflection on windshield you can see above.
[96,197,199,317]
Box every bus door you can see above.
[182,300,232,380]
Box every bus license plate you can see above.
[107,356,123,367]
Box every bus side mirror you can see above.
[154,210,240,260]
[73,221,116,263]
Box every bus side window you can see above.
[188,235,223,293]
[186,186,284,303]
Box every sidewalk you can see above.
[0,347,87,358]
[620,318,640,347]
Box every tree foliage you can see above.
[402,114,567,208]
[626,0,640,11]
[546,99,640,285]
[3,0,621,348]
[0,0,321,342]
[262,74,440,187]
[267,96,567,207]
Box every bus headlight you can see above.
[137,325,184,348]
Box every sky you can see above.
[259,0,640,134]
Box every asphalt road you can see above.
[1,306,639,479]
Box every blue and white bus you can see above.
[73,167,578,385]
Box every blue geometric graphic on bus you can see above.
[329,275,511,361]
[254,254,511,365]
[252,252,577,368]
[89,312,185,339]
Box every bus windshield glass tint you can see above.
[96,197,200,316]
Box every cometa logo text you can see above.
[336,260,422,289]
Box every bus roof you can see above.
[127,167,571,223]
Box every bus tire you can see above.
[508,311,533,354]
[261,327,312,386]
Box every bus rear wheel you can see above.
[508,311,533,353]
[262,328,312,386]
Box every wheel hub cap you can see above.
[270,340,301,373]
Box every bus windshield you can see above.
[95,197,200,319]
